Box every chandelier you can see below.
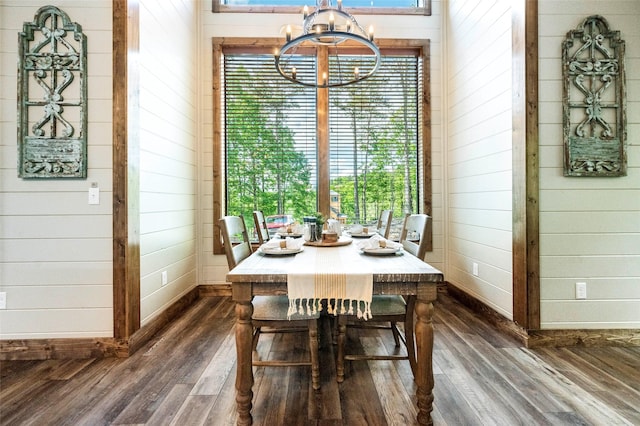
[274,0,381,88]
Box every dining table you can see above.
[225,237,444,425]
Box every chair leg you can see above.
[252,327,261,352]
[404,296,417,377]
[308,319,320,390]
[331,314,338,345]
[390,321,401,347]
[336,315,347,383]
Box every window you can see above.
[213,38,431,252]
[213,1,431,15]
[329,55,422,234]
[224,53,317,232]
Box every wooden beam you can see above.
[112,0,141,341]
[317,46,330,219]
[512,0,539,329]
[524,0,540,330]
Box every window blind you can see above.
[224,54,317,226]
[329,55,420,226]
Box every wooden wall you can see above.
[444,0,515,319]
[538,0,640,329]
[137,0,199,325]
[0,0,114,339]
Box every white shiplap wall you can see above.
[138,0,199,325]
[196,1,446,285]
[0,0,113,338]
[444,0,514,319]
[538,0,640,329]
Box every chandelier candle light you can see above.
[275,0,381,88]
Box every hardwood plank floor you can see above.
[1,289,639,425]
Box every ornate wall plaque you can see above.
[18,6,87,179]
[562,15,626,177]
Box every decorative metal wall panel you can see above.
[562,15,626,177]
[18,6,87,179]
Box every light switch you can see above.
[88,186,100,204]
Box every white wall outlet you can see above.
[161,271,168,286]
[0,292,6,309]
[575,282,587,299]
[472,262,479,276]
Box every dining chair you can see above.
[219,215,321,390]
[336,213,431,381]
[376,209,393,239]
[252,210,270,245]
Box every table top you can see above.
[226,239,444,285]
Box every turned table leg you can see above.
[414,297,435,426]
[235,300,254,425]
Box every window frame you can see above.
[213,37,431,254]
[212,2,431,15]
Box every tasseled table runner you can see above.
[287,246,372,319]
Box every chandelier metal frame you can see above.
[274,1,381,88]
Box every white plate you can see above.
[260,246,304,255]
[276,232,303,238]
[349,233,374,238]
[362,247,402,256]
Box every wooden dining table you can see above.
[226,238,444,425]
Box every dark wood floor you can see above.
[1,289,639,425]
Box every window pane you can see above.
[224,54,317,238]
[223,51,422,243]
[329,55,419,240]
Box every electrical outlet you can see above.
[0,292,6,309]
[161,271,168,286]
[575,282,587,299]
[472,262,479,276]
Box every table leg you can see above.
[414,298,435,426]
[235,300,254,425]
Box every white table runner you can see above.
[287,246,372,319]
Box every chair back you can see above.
[377,209,393,239]
[253,210,270,244]
[219,215,253,269]
[399,214,430,260]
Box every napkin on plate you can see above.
[355,234,402,251]
[350,224,363,234]
[262,237,304,250]
[349,224,379,235]
[277,224,304,234]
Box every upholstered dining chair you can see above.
[252,210,270,245]
[336,213,431,381]
[376,209,393,239]
[219,215,321,390]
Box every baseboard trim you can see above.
[0,338,129,360]
[445,283,640,348]
[526,328,640,347]
[127,286,201,355]
[0,286,202,360]
[444,283,530,346]
[198,283,232,297]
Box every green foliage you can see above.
[226,65,315,224]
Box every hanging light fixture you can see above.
[274,0,381,88]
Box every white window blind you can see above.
[223,50,423,241]
[329,55,420,227]
[224,54,317,229]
